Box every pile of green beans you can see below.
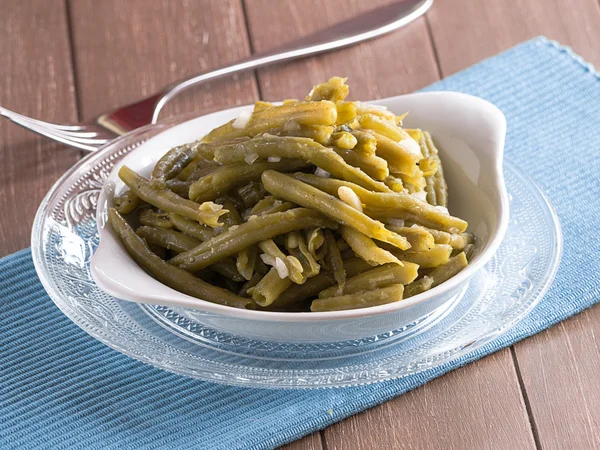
[110,77,471,312]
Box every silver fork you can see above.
[0,0,431,152]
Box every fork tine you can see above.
[1,111,99,151]
[0,106,87,131]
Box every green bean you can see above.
[176,155,201,181]
[248,196,296,217]
[351,130,377,156]
[390,244,452,268]
[324,229,345,292]
[318,263,419,298]
[138,208,173,229]
[167,213,214,241]
[249,268,293,306]
[107,208,253,309]
[267,124,334,145]
[306,76,349,102]
[119,166,229,227]
[417,130,437,205]
[236,244,258,281]
[114,190,142,214]
[267,258,372,309]
[384,225,435,251]
[333,147,389,180]
[239,272,262,297]
[148,243,167,259]
[286,232,321,278]
[189,159,309,202]
[165,179,191,198]
[367,131,420,176]
[292,172,468,233]
[332,131,358,149]
[169,208,337,272]
[358,113,406,142]
[217,198,242,229]
[335,102,357,125]
[237,181,268,208]
[311,284,404,312]
[383,175,404,193]
[416,226,473,250]
[463,243,475,260]
[258,239,304,284]
[425,132,448,207]
[306,228,326,261]
[136,225,244,281]
[340,226,402,266]
[403,252,467,298]
[262,171,410,250]
[208,134,391,192]
[151,144,197,186]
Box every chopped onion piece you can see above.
[232,110,252,129]
[274,257,289,279]
[398,136,421,156]
[338,186,363,212]
[387,218,405,228]
[315,167,331,178]
[268,156,282,162]
[244,152,259,165]
[413,191,427,202]
[435,205,450,215]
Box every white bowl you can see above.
[91,91,508,342]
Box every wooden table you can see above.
[2,1,599,448]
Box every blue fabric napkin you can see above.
[2,37,599,450]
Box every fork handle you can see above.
[152,0,432,122]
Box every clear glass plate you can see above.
[32,116,562,389]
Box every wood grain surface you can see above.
[0,0,79,257]
[1,0,600,449]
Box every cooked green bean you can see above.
[249,268,293,306]
[306,228,326,261]
[332,131,358,149]
[333,147,389,180]
[366,131,420,176]
[318,262,418,298]
[138,208,172,229]
[425,131,448,207]
[335,101,357,125]
[165,179,191,198]
[292,172,467,233]
[269,124,334,145]
[266,258,373,309]
[416,130,437,205]
[390,244,452,268]
[414,226,473,250]
[351,130,377,156]
[189,159,309,202]
[306,76,349,102]
[383,175,404,193]
[236,244,258,281]
[262,171,410,249]
[176,155,202,181]
[136,225,243,281]
[108,208,253,309]
[169,208,336,272]
[239,272,262,297]
[237,181,268,208]
[340,226,402,266]
[151,144,197,187]
[311,284,404,312]
[286,231,321,279]
[403,252,467,298]
[167,213,214,241]
[384,225,435,251]
[119,166,228,227]
[114,190,142,214]
[208,134,391,192]
[324,229,345,292]
[258,239,304,284]
[358,113,406,142]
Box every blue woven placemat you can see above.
[2,37,599,449]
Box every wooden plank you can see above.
[323,351,536,450]
[514,311,600,450]
[0,0,79,257]
[243,1,535,449]
[426,1,600,449]
[244,0,440,100]
[427,0,600,76]
[68,0,259,121]
[280,433,323,450]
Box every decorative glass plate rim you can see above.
[31,118,563,389]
